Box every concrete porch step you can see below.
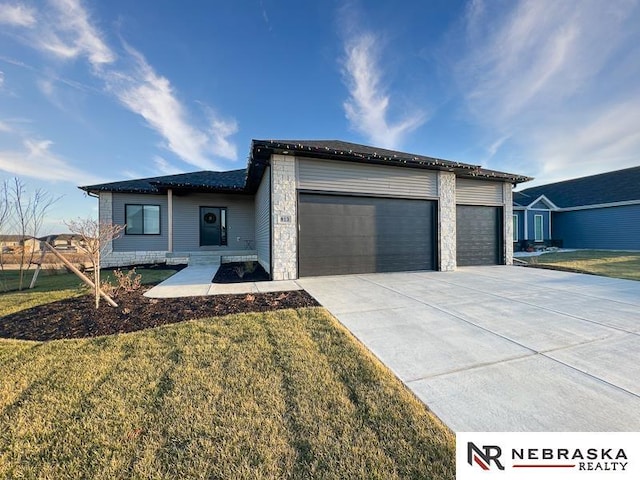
[166,250,257,266]
[187,254,221,266]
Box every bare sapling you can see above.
[65,218,125,309]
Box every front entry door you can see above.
[200,207,222,246]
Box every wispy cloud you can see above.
[105,45,236,169]
[259,0,272,31]
[153,156,184,175]
[205,107,238,162]
[0,138,104,185]
[0,2,36,27]
[3,0,238,174]
[341,32,425,149]
[454,0,640,181]
[37,0,116,68]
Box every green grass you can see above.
[0,267,176,293]
[0,267,178,316]
[523,250,640,281]
[0,308,455,479]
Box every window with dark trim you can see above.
[125,204,160,235]
[513,214,519,242]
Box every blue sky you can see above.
[1,0,639,234]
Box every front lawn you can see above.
[522,250,640,281]
[0,266,179,316]
[0,308,455,479]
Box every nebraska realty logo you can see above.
[468,442,505,470]
[457,433,638,479]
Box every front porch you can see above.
[143,260,301,298]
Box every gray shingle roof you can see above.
[512,191,531,207]
[251,139,532,183]
[516,166,640,208]
[81,139,533,195]
[80,169,247,194]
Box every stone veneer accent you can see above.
[270,154,298,280]
[438,171,457,271]
[503,182,514,265]
[222,254,258,263]
[101,251,171,268]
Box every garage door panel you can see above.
[457,205,502,266]
[305,236,434,257]
[299,194,435,276]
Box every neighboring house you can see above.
[39,234,88,252]
[80,139,531,279]
[512,192,556,250]
[513,166,640,251]
[0,235,40,254]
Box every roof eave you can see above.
[253,139,479,171]
[252,139,533,184]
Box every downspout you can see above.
[167,188,173,253]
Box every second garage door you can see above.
[456,205,503,266]
[298,194,436,276]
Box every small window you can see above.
[534,214,544,242]
[125,204,160,235]
[513,214,519,242]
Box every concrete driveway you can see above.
[297,266,640,432]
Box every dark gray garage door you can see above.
[456,205,503,266]
[299,194,436,276]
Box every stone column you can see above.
[503,182,514,265]
[438,171,456,271]
[167,188,173,252]
[99,192,113,255]
[270,154,298,280]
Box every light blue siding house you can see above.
[513,166,640,251]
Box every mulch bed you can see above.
[0,288,320,342]
[212,262,270,283]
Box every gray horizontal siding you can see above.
[172,193,255,251]
[112,193,168,252]
[553,205,640,250]
[255,167,271,273]
[297,158,438,198]
[456,178,504,205]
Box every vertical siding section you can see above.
[112,193,168,252]
[553,205,640,250]
[255,167,271,273]
[298,158,438,198]
[456,178,503,205]
[172,193,255,251]
[513,210,525,242]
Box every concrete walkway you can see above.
[297,266,640,432]
[144,264,301,298]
